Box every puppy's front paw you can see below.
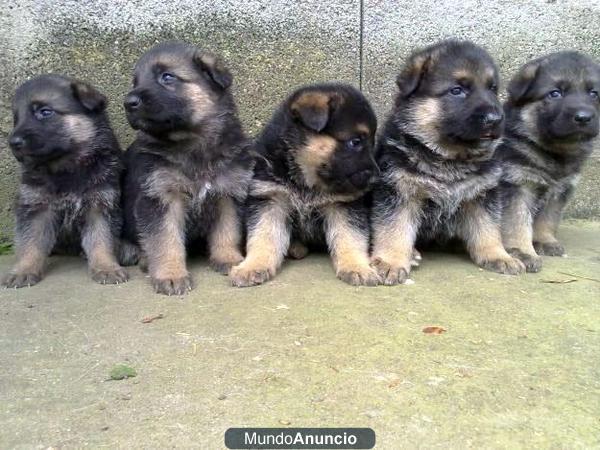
[230,263,274,287]
[91,266,129,285]
[371,258,410,286]
[209,253,244,275]
[151,274,194,296]
[1,271,42,288]
[480,256,525,275]
[534,241,565,257]
[337,265,380,286]
[507,248,543,273]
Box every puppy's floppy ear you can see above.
[290,91,338,132]
[396,49,434,98]
[507,58,543,105]
[71,81,107,113]
[194,51,233,90]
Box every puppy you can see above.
[122,42,252,296]
[371,40,525,285]
[2,74,127,288]
[498,51,600,270]
[230,83,379,287]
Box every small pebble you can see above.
[218,394,227,400]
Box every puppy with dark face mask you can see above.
[498,51,600,270]
[230,83,380,287]
[371,40,525,285]
[122,42,252,296]
[2,74,127,288]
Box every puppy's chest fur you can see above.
[499,136,588,204]
[250,179,360,242]
[382,138,501,215]
[144,155,251,210]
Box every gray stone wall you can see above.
[1,0,599,241]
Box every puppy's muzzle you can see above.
[124,94,142,112]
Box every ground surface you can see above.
[1,220,599,449]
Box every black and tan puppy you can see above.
[121,42,252,296]
[230,83,379,287]
[371,40,525,285]
[1,74,127,288]
[497,51,600,270]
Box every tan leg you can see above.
[82,208,128,284]
[230,198,291,287]
[323,204,379,286]
[501,188,542,273]
[371,199,421,285]
[143,196,193,295]
[2,207,56,288]
[460,200,525,275]
[533,193,567,256]
[208,196,244,274]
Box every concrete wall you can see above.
[1,0,599,241]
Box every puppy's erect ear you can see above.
[290,91,338,133]
[194,51,233,90]
[71,81,107,113]
[396,49,434,98]
[507,58,543,105]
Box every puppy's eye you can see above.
[548,89,563,99]
[489,84,498,94]
[449,86,466,97]
[160,72,177,85]
[346,137,362,151]
[589,90,599,99]
[35,107,54,120]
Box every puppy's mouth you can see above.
[479,131,501,141]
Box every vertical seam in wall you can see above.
[359,0,364,90]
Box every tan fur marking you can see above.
[231,198,291,279]
[323,205,371,275]
[461,201,514,264]
[144,196,188,280]
[295,135,337,188]
[453,69,473,81]
[12,208,56,275]
[372,200,421,272]
[208,196,243,269]
[13,243,46,275]
[408,97,442,141]
[291,92,329,113]
[184,83,215,124]
[501,190,537,255]
[82,208,120,271]
[356,123,371,135]
[63,114,96,144]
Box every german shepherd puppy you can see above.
[230,83,379,287]
[497,51,600,270]
[122,42,252,296]
[1,74,127,288]
[371,40,525,285]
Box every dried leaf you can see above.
[279,419,291,425]
[141,313,164,323]
[422,326,447,335]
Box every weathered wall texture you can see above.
[1,0,599,240]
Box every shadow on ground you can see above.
[1,221,599,448]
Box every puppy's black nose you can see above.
[124,94,141,111]
[9,135,25,150]
[574,110,594,124]
[482,111,504,126]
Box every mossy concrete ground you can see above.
[1,220,599,448]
